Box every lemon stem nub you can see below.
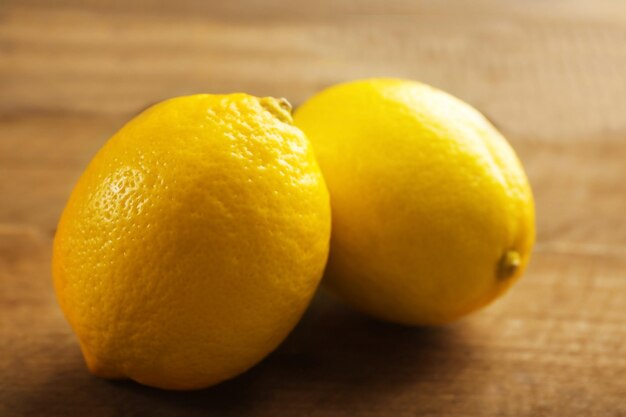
[277,97,292,113]
[260,97,293,123]
[498,250,521,280]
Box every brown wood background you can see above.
[1,0,625,415]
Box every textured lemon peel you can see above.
[52,93,331,390]
[293,78,535,325]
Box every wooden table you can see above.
[1,1,625,415]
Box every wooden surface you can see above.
[1,1,625,415]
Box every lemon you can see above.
[294,79,535,325]
[52,94,331,390]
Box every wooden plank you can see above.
[1,1,626,140]
[0,115,121,234]
[1,230,624,416]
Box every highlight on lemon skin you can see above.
[52,93,331,390]
[294,78,535,326]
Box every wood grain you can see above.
[1,0,625,416]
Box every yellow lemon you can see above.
[294,79,535,325]
[53,94,331,390]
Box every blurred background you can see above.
[1,1,625,416]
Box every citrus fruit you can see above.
[52,94,331,390]
[294,78,535,325]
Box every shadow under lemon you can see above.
[14,290,475,416]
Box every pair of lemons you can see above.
[53,79,534,390]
